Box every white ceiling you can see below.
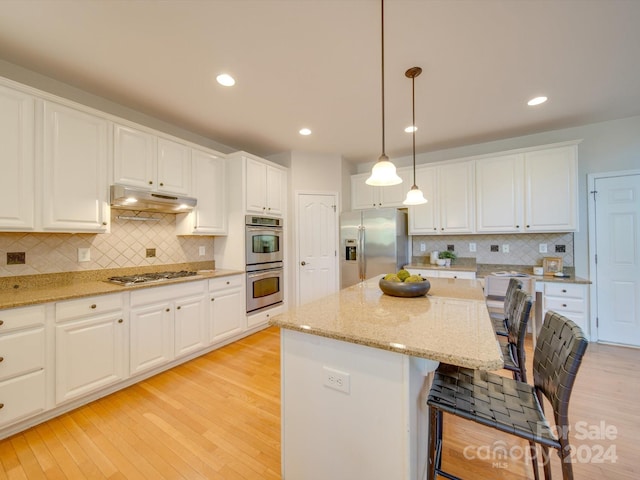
[1,0,639,164]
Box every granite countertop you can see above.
[270,276,503,370]
[0,262,245,310]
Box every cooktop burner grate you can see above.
[108,270,198,286]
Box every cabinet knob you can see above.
[526,225,530,228]
[562,289,567,293]
[118,319,123,324]
[149,180,153,185]
[166,308,170,312]
[0,403,4,410]
[160,182,164,187]
[562,304,567,307]
[177,306,181,310]
[102,221,108,226]
[211,298,215,302]
[516,225,520,228]
[90,304,97,309]
[0,320,3,326]
[0,356,4,363]
[226,281,230,285]
[433,228,437,231]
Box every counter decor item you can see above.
[439,250,457,267]
[379,270,431,297]
[533,266,544,275]
[542,256,563,275]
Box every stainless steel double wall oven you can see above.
[245,215,284,313]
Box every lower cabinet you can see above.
[541,282,588,333]
[209,275,245,344]
[0,305,47,427]
[55,294,126,404]
[129,302,173,375]
[405,268,476,280]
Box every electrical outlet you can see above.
[447,245,455,252]
[7,252,25,265]
[490,245,499,252]
[539,243,548,253]
[77,247,91,262]
[469,242,476,252]
[555,244,566,253]
[420,242,426,252]
[323,366,350,394]
[146,248,156,258]
[199,246,206,256]
[502,244,509,253]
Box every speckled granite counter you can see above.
[0,263,244,310]
[270,276,503,370]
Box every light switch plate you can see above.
[199,246,206,256]
[469,243,476,252]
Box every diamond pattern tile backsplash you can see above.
[411,232,574,266]
[0,209,214,277]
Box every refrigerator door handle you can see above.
[358,225,365,280]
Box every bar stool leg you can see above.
[528,441,540,480]
[428,405,438,480]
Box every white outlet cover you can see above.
[199,246,206,256]
[77,247,90,262]
[502,244,509,253]
[469,243,476,252]
[539,243,548,253]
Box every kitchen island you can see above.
[269,276,502,480]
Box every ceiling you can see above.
[1,0,639,164]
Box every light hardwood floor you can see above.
[1,327,638,479]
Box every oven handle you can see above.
[247,268,283,280]
[246,226,283,234]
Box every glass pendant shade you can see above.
[403,184,427,205]
[366,154,402,186]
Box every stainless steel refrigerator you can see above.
[340,208,408,288]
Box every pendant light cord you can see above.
[381,0,386,157]
[412,73,416,186]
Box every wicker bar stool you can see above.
[487,277,523,337]
[427,311,589,480]
[499,289,533,382]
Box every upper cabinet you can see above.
[351,168,411,209]
[41,101,109,233]
[0,84,35,231]
[475,144,578,233]
[244,156,286,216]
[408,162,474,234]
[113,123,191,195]
[176,148,227,235]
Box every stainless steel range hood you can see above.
[110,185,197,214]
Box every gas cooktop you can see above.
[108,270,198,286]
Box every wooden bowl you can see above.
[379,278,431,297]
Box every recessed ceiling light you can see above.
[527,96,547,106]
[216,73,235,87]
[299,128,312,136]
[404,125,417,133]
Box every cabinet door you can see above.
[351,173,379,210]
[0,85,35,231]
[157,137,191,195]
[209,287,244,343]
[42,101,108,232]
[475,154,524,233]
[524,146,578,232]
[191,149,227,234]
[378,167,412,207]
[129,303,173,376]
[175,295,207,358]
[113,123,155,190]
[246,158,268,213]
[55,312,125,403]
[0,370,46,428]
[266,165,285,216]
[439,162,475,233]
[408,166,438,234]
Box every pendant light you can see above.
[366,0,402,187]
[402,66,428,205]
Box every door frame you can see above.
[587,169,640,342]
[294,190,340,308]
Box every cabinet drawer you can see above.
[0,370,46,427]
[0,305,46,333]
[0,328,45,381]
[438,271,476,280]
[130,281,206,307]
[56,294,123,322]
[545,297,585,314]
[209,274,243,292]
[544,282,585,299]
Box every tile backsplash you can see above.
[411,232,574,266]
[0,209,214,277]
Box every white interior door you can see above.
[297,193,338,306]
[595,173,640,346]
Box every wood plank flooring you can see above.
[1,326,638,479]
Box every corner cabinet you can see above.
[0,84,35,231]
[176,148,227,235]
[41,101,109,233]
[351,168,411,210]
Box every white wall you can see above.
[355,115,640,279]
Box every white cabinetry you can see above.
[113,123,192,195]
[42,101,109,232]
[524,145,577,232]
[475,154,524,233]
[0,84,35,231]
[408,162,474,234]
[245,156,286,216]
[351,168,411,210]
[0,305,46,427]
[208,275,245,343]
[541,282,588,332]
[129,281,207,375]
[405,267,476,280]
[176,148,227,235]
[55,294,125,403]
